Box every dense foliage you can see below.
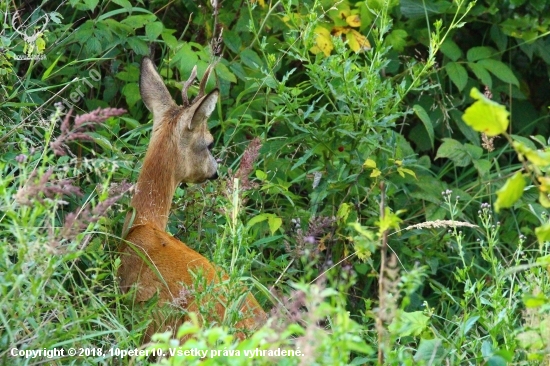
[1,0,550,364]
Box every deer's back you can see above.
[118,223,266,335]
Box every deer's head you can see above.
[139,57,218,183]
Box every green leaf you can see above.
[291,143,320,171]
[494,171,525,212]
[82,0,99,11]
[440,39,462,61]
[463,143,483,160]
[88,132,113,151]
[413,104,434,149]
[473,159,492,176]
[240,49,263,69]
[467,62,492,88]
[460,315,479,336]
[223,29,242,53]
[215,63,237,83]
[446,62,468,91]
[145,22,163,40]
[436,138,472,167]
[112,0,132,9]
[255,170,267,181]
[173,44,199,76]
[115,65,139,82]
[48,12,63,24]
[126,37,149,55]
[466,46,494,62]
[462,87,509,136]
[400,0,448,19]
[246,213,281,235]
[414,338,446,363]
[247,213,268,228]
[388,311,429,337]
[122,83,140,108]
[85,37,101,55]
[385,29,408,52]
[42,54,63,81]
[490,24,508,52]
[121,14,155,29]
[267,215,282,235]
[161,30,178,49]
[477,59,519,86]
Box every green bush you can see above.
[1,0,550,364]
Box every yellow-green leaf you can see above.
[349,222,377,262]
[538,176,550,192]
[346,15,361,27]
[376,207,402,234]
[370,168,381,178]
[494,171,525,212]
[346,29,371,52]
[337,202,351,222]
[539,192,550,208]
[267,215,282,235]
[35,36,46,54]
[363,158,377,168]
[398,167,416,179]
[255,170,267,180]
[523,294,548,308]
[535,223,550,244]
[513,141,550,167]
[310,26,333,56]
[462,87,509,136]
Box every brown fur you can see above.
[118,57,266,342]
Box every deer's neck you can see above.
[125,139,179,232]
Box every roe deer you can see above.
[118,57,266,341]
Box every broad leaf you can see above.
[535,223,550,244]
[363,158,377,168]
[462,87,509,136]
[346,30,371,52]
[145,22,163,40]
[385,29,408,52]
[494,171,525,212]
[267,215,282,235]
[477,58,519,86]
[466,46,494,62]
[446,62,468,91]
[440,39,462,61]
[388,311,429,337]
[467,62,492,88]
[436,138,475,167]
[310,27,333,56]
[414,338,447,363]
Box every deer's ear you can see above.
[188,89,218,130]
[140,57,175,117]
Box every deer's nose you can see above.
[208,172,218,180]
